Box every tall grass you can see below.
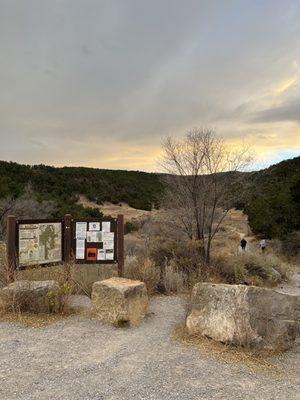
[124,256,160,295]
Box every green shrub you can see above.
[281,231,300,260]
[124,221,139,234]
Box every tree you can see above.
[0,185,58,239]
[161,128,252,266]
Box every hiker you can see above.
[259,239,266,252]
[240,238,247,252]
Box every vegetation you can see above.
[0,160,163,213]
[243,156,300,239]
[213,252,288,286]
[0,155,299,240]
[124,256,160,295]
[123,231,289,294]
[161,128,252,265]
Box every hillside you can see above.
[244,156,300,238]
[0,157,299,239]
[0,161,163,213]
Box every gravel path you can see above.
[0,296,299,400]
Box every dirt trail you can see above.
[277,268,300,296]
[0,296,299,400]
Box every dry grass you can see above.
[124,256,160,295]
[0,311,67,328]
[78,196,150,220]
[163,260,185,294]
[0,246,87,318]
[212,251,289,286]
[173,324,283,375]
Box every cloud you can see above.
[275,77,299,94]
[0,0,299,171]
[250,97,300,124]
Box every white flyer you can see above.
[19,226,38,240]
[89,222,100,231]
[105,249,114,260]
[76,239,85,259]
[87,231,102,242]
[97,249,106,260]
[102,232,114,241]
[76,222,87,239]
[102,221,111,232]
[103,240,114,250]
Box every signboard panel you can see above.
[73,219,117,263]
[7,214,123,273]
[18,222,62,266]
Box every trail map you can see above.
[19,222,62,265]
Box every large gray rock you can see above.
[186,283,300,351]
[91,277,148,326]
[66,294,91,314]
[1,280,60,313]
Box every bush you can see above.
[124,256,160,295]
[213,252,288,286]
[149,238,202,274]
[163,259,185,294]
[124,221,139,234]
[281,232,300,261]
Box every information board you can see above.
[74,220,116,263]
[18,222,62,266]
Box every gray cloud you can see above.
[250,97,300,124]
[0,0,300,170]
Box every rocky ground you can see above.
[1,296,299,400]
[277,269,300,296]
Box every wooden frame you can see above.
[15,217,64,269]
[71,217,118,265]
[6,214,124,276]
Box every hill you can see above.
[244,156,300,238]
[0,157,299,239]
[0,162,163,216]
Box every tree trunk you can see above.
[205,236,212,266]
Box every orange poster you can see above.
[86,247,97,261]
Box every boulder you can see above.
[66,294,91,314]
[186,283,300,351]
[91,277,148,326]
[1,280,60,313]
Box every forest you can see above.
[0,156,299,239]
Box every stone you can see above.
[186,282,300,351]
[91,277,148,326]
[1,280,60,313]
[66,294,91,314]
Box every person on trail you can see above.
[240,238,247,252]
[259,239,266,252]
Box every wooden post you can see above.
[117,214,124,277]
[6,215,17,272]
[63,214,72,264]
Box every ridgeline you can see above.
[0,156,299,239]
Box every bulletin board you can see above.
[72,219,118,264]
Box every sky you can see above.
[0,0,299,172]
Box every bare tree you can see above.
[0,185,58,239]
[161,128,252,266]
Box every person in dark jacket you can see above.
[241,238,247,251]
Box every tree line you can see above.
[0,151,299,242]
